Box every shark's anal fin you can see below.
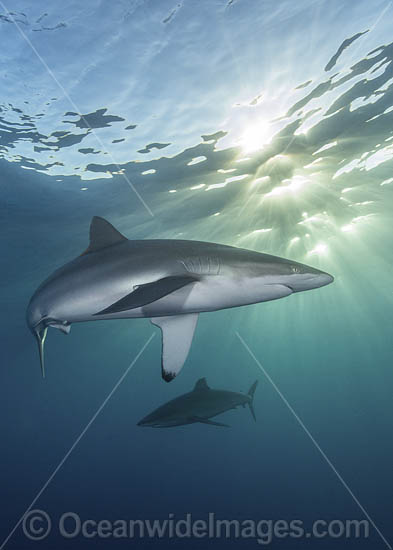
[189,416,230,428]
[151,313,199,382]
[95,276,198,315]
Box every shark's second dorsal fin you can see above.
[83,216,128,255]
[193,378,210,392]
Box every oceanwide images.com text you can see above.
[22,510,370,545]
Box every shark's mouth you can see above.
[284,284,295,292]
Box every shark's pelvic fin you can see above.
[82,216,127,255]
[151,313,199,382]
[193,377,210,391]
[189,416,230,427]
[50,322,71,335]
[96,276,198,315]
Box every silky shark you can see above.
[26,216,333,380]
[138,378,258,427]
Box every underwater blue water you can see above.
[1,0,393,548]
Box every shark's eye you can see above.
[291,265,301,274]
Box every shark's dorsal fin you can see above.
[83,216,127,255]
[193,378,210,391]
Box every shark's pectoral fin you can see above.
[95,276,198,315]
[189,416,230,428]
[151,313,199,382]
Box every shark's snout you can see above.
[305,271,334,290]
[316,272,334,287]
[137,414,155,427]
[137,412,180,428]
[137,419,160,428]
[286,270,334,292]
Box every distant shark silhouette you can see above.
[138,378,258,427]
[26,217,333,380]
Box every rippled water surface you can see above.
[1,1,392,549]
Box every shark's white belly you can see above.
[178,277,292,312]
[91,276,293,320]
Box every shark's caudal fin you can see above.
[82,216,127,255]
[35,326,48,378]
[247,380,258,421]
[33,322,70,378]
[151,313,199,382]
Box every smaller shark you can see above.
[137,378,258,428]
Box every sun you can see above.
[241,120,273,153]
